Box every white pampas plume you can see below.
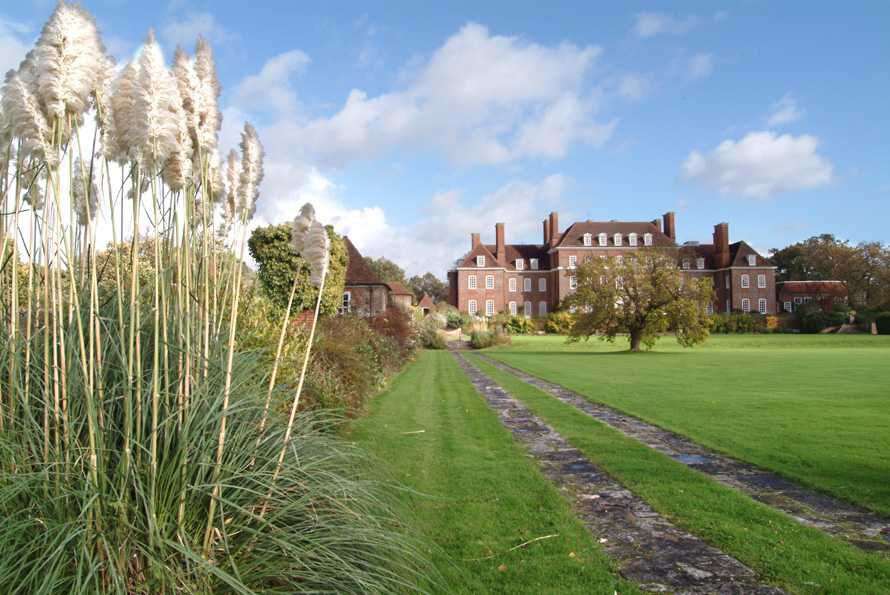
[105,61,139,162]
[303,221,330,287]
[161,87,193,191]
[24,177,45,210]
[33,2,111,123]
[289,203,316,254]
[172,47,200,141]
[72,157,99,226]
[193,37,221,155]
[130,30,181,170]
[1,61,55,165]
[237,122,263,220]
[223,148,239,224]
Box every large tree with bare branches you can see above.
[563,249,713,352]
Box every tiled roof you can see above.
[418,294,434,309]
[343,236,387,286]
[729,241,771,267]
[554,221,674,248]
[678,243,718,268]
[778,281,848,296]
[386,281,414,296]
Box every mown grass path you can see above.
[349,350,634,594]
[468,351,890,594]
[478,352,890,552]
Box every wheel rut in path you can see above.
[453,352,782,594]
[478,354,890,553]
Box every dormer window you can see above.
[515,258,524,271]
[747,254,757,266]
[598,233,608,247]
[696,257,705,270]
[628,233,638,246]
[476,255,485,267]
[583,233,592,247]
[530,258,539,270]
[643,233,653,246]
[614,233,623,246]
[682,259,691,270]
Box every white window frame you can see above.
[598,233,608,247]
[615,255,624,266]
[758,298,768,314]
[741,274,750,288]
[468,299,477,315]
[706,302,714,315]
[508,277,517,292]
[614,233,623,246]
[523,277,532,292]
[569,276,578,290]
[757,274,766,289]
[747,254,757,266]
[515,258,525,271]
[803,296,813,304]
[485,275,494,289]
[530,258,539,270]
[784,301,792,312]
[696,257,705,270]
[476,255,485,267]
[509,301,517,316]
[725,299,731,313]
[681,259,690,270]
[583,233,592,247]
[538,302,547,316]
[643,233,653,246]
[794,296,803,304]
[468,275,477,289]
[628,233,638,247]
[485,299,495,317]
[725,275,730,289]
[568,255,577,269]
[538,278,547,292]
[523,301,532,318]
[742,298,751,313]
[340,291,352,314]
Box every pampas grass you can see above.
[0,2,428,592]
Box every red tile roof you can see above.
[418,294,434,309]
[386,281,414,296]
[778,281,848,296]
[554,221,674,248]
[343,236,387,286]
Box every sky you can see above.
[2,1,888,276]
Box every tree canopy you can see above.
[407,272,448,302]
[363,256,407,285]
[770,235,890,308]
[248,223,347,315]
[563,249,713,352]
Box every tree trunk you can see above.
[629,330,642,352]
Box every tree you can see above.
[364,256,407,285]
[563,249,713,352]
[407,272,448,302]
[248,223,347,315]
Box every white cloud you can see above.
[766,93,804,126]
[633,12,699,37]
[232,50,310,115]
[687,53,714,79]
[0,17,30,74]
[161,12,234,48]
[682,131,833,198]
[240,23,612,167]
[617,74,649,101]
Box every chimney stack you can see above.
[662,211,676,242]
[470,232,481,249]
[713,223,730,268]
[543,218,550,246]
[495,222,505,262]
[548,211,560,247]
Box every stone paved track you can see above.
[454,352,783,594]
[478,353,890,553]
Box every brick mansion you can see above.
[447,211,777,318]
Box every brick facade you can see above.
[448,211,778,317]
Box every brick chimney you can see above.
[470,232,481,249]
[548,211,560,247]
[543,218,550,246]
[713,223,730,268]
[495,222,505,262]
[662,211,676,242]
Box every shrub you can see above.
[795,304,848,333]
[469,329,512,349]
[545,310,575,334]
[709,313,769,333]
[369,306,417,357]
[445,308,470,330]
[419,317,448,349]
[876,313,890,335]
[494,313,535,335]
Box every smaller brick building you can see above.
[777,281,848,313]
[341,237,392,316]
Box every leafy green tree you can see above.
[364,256,407,285]
[563,249,713,352]
[407,272,448,302]
[248,223,347,315]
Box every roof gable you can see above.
[457,242,500,268]
[555,221,674,248]
[343,236,387,286]
[729,241,771,267]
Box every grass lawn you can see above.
[348,350,636,594]
[485,334,890,516]
[469,354,890,594]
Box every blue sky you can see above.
[3,1,889,274]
